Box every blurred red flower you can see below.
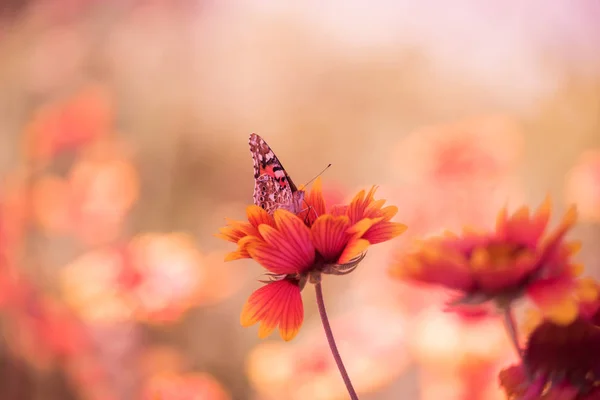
[391,198,589,325]
[499,281,600,399]
[500,318,600,399]
[217,178,406,340]
[565,149,600,223]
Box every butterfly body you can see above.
[249,133,305,214]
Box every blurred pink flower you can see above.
[32,141,139,245]
[0,172,31,255]
[409,307,514,400]
[4,288,87,370]
[60,247,135,323]
[0,276,118,400]
[60,233,206,324]
[565,149,600,223]
[22,84,113,166]
[392,115,523,184]
[247,306,409,399]
[409,307,512,370]
[126,232,205,324]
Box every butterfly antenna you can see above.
[302,163,332,188]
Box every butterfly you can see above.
[249,133,305,215]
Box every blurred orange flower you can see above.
[22,84,113,165]
[60,233,205,324]
[217,179,406,340]
[391,197,589,325]
[127,232,205,324]
[60,247,134,323]
[140,372,231,400]
[139,345,187,378]
[565,149,600,223]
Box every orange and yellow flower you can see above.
[217,178,406,341]
[390,197,586,325]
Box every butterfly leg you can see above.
[298,202,320,225]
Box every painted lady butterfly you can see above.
[249,133,305,215]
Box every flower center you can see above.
[470,242,527,271]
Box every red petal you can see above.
[362,221,407,244]
[247,205,275,229]
[214,218,252,243]
[347,186,378,223]
[240,280,304,341]
[311,215,351,262]
[506,197,551,247]
[303,177,326,217]
[247,210,315,274]
[538,205,577,264]
[498,364,528,398]
[527,278,579,325]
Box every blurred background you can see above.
[0,1,599,399]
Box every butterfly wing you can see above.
[249,133,303,214]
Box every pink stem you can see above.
[315,282,359,400]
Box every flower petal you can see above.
[279,285,304,341]
[378,205,398,220]
[347,218,380,237]
[338,238,370,264]
[390,245,474,291]
[362,221,407,244]
[498,364,528,399]
[247,205,275,229]
[525,318,600,390]
[224,249,249,261]
[539,205,577,259]
[470,246,537,292]
[505,198,552,248]
[347,186,377,223]
[311,215,351,262]
[330,204,348,217]
[214,218,252,243]
[500,365,547,400]
[527,278,579,325]
[246,211,315,274]
[302,176,327,219]
[240,280,303,341]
